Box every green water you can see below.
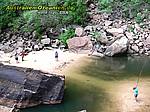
[21,56,150,112]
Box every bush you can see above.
[59,28,75,46]
[62,0,88,25]
[97,0,150,21]
[98,0,113,13]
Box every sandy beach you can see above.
[0,49,87,74]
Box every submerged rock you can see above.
[0,64,65,109]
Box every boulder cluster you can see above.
[0,30,59,53]
[77,1,150,56]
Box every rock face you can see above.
[0,64,65,109]
[104,37,128,56]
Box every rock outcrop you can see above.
[0,64,65,109]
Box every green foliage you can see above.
[90,31,101,41]
[135,13,143,23]
[62,0,87,25]
[59,29,75,46]
[98,0,113,13]
[0,0,87,40]
[128,26,134,33]
[98,0,150,22]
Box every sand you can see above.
[0,49,86,74]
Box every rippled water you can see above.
[21,56,150,112]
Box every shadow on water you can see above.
[21,78,109,112]
[78,56,150,81]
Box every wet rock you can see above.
[0,64,65,109]
[104,36,128,56]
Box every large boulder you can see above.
[67,36,92,52]
[104,36,129,56]
[0,64,65,109]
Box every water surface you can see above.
[21,56,150,112]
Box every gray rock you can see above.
[41,38,50,45]
[42,35,47,39]
[75,27,84,37]
[89,3,96,9]
[97,33,108,44]
[133,36,139,40]
[104,36,128,56]
[134,40,140,44]
[106,28,124,36]
[84,26,93,32]
[144,37,150,49]
[16,41,24,47]
[104,20,112,26]
[0,64,65,109]
[34,44,39,51]
[137,42,144,47]
[121,25,127,31]
[32,31,36,38]
[131,44,139,52]
[125,32,133,40]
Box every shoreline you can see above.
[0,49,87,74]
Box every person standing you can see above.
[133,83,139,102]
[15,52,19,63]
[55,51,58,61]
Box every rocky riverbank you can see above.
[0,63,65,111]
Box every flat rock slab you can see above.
[0,64,65,109]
